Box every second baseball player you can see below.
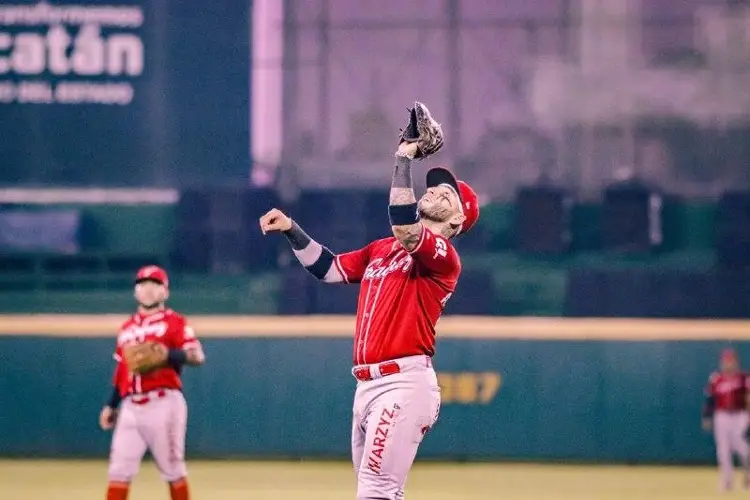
[703,348,750,492]
[99,266,205,500]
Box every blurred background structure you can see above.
[1,0,749,317]
[1,0,750,496]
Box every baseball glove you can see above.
[123,341,168,374]
[398,101,444,159]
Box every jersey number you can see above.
[433,238,448,259]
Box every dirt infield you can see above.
[0,314,748,340]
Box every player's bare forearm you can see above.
[392,219,422,252]
[390,152,416,205]
[390,153,423,251]
[185,348,205,366]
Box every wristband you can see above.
[168,348,188,369]
[388,203,420,226]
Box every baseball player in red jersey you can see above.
[702,348,750,492]
[98,266,205,500]
[259,103,478,499]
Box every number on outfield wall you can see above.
[436,372,502,405]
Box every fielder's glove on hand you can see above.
[398,101,444,159]
[123,341,168,374]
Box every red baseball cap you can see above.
[426,167,480,235]
[135,265,169,288]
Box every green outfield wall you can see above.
[0,316,746,463]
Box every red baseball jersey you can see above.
[706,371,750,412]
[334,225,461,365]
[112,308,201,396]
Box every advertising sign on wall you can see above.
[0,3,144,105]
[0,1,250,187]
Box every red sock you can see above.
[169,478,190,500]
[106,481,129,500]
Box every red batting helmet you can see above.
[425,166,480,235]
[135,265,169,288]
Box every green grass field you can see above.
[0,459,739,499]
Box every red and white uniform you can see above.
[113,308,200,397]
[330,165,479,499]
[707,372,750,412]
[336,227,460,365]
[706,370,750,491]
[107,308,203,486]
[343,227,460,499]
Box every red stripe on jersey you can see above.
[355,278,374,364]
[334,255,349,283]
[360,255,396,364]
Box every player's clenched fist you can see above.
[259,208,292,234]
[99,406,117,431]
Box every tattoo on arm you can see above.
[390,153,423,251]
[394,225,422,251]
[391,154,415,192]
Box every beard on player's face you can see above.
[135,282,168,310]
[418,188,459,222]
[418,204,452,222]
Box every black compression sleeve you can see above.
[168,349,188,370]
[107,386,123,409]
[703,395,715,418]
[283,221,312,250]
